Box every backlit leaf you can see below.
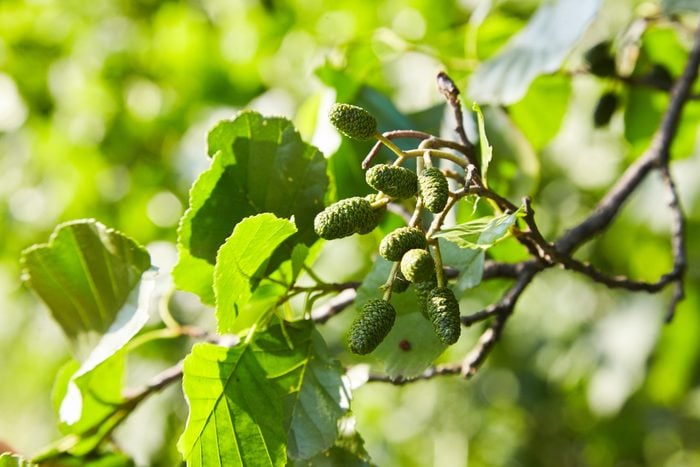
[178,322,347,465]
[214,214,297,334]
[174,111,328,304]
[21,219,151,353]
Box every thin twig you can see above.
[123,360,185,401]
[460,264,539,377]
[367,363,462,385]
[312,289,358,324]
[659,164,687,322]
[362,130,433,169]
[436,71,478,168]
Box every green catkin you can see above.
[400,249,435,283]
[584,41,616,77]
[361,193,386,233]
[414,278,437,318]
[314,197,378,239]
[426,287,461,345]
[379,227,426,261]
[593,91,619,128]
[329,103,377,140]
[347,299,396,354]
[418,167,449,213]
[365,164,418,200]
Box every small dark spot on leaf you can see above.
[399,340,411,351]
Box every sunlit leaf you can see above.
[174,111,328,304]
[20,219,151,352]
[52,353,125,432]
[469,106,540,198]
[0,454,33,467]
[178,322,347,465]
[508,74,572,149]
[214,214,297,334]
[434,209,522,250]
[472,103,493,184]
[469,0,601,104]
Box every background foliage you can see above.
[1,0,700,465]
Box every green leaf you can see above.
[60,270,156,406]
[21,219,151,350]
[434,209,522,250]
[508,74,572,150]
[214,214,297,333]
[289,244,310,285]
[288,428,371,467]
[31,452,134,467]
[56,353,125,431]
[178,323,347,465]
[33,408,131,461]
[469,106,540,198]
[355,258,446,379]
[36,355,131,460]
[624,28,700,158]
[646,289,700,404]
[0,454,33,467]
[472,103,493,184]
[438,239,485,296]
[469,0,600,104]
[623,86,666,153]
[178,342,286,466]
[284,325,349,460]
[174,111,329,304]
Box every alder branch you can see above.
[556,23,700,255]
[122,360,185,402]
[363,22,700,385]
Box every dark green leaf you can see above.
[288,429,372,467]
[21,219,151,350]
[284,325,349,460]
[469,0,600,104]
[174,112,329,304]
[214,214,297,334]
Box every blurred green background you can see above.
[1,0,700,465]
